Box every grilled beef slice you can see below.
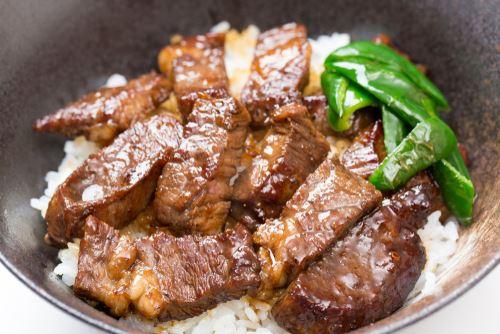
[130,224,260,320]
[253,157,382,293]
[74,216,137,316]
[34,72,171,144]
[301,95,334,137]
[341,119,386,179]
[272,173,443,334]
[232,103,329,227]
[45,115,183,246]
[154,97,250,235]
[158,33,229,115]
[74,217,260,320]
[241,23,311,127]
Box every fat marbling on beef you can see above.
[231,102,329,229]
[254,157,382,294]
[158,33,229,115]
[45,114,183,246]
[272,173,443,334]
[74,216,261,320]
[34,72,171,144]
[154,97,250,235]
[242,23,311,126]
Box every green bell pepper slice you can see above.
[381,105,409,153]
[432,160,475,225]
[323,43,475,224]
[326,58,437,127]
[321,70,377,132]
[326,41,449,110]
[370,117,457,191]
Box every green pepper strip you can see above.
[369,117,457,191]
[321,71,377,132]
[324,45,474,223]
[443,146,471,179]
[381,106,408,153]
[325,58,437,126]
[326,41,449,109]
[432,160,474,225]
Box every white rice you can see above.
[30,23,461,333]
[29,137,100,217]
[407,211,460,300]
[105,73,127,88]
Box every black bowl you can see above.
[1,0,499,333]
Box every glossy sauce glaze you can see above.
[158,33,229,115]
[254,157,382,296]
[45,115,183,246]
[242,23,311,127]
[154,97,250,235]
[74,217,260,320]
[34,72,171,144]
[232,102,329,227]
[271,174,442,334]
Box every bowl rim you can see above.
[0,242,499,333]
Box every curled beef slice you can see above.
[302,95,379,138]
[129,224,260,320]
[73,216,137,316]
[341,119,386,178]
[74,219,260,321]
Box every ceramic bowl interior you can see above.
[0,0,498,333]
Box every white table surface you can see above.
[1,262,499,333]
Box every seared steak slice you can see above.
[388,172,447,229]
[242,23,311,126]
[302,95,379,138]
[129,224,261,320]
[74,216,137,316]
[74,218,260,320]
[158,33,229,114]
[232,103,329,226]
[154,97,250,235]
[272,174,442,334]
[254,158,382,293]
[341,119,386,178]
[302,95,334,137]
[45,115,183,246]
[34,72,171,144]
